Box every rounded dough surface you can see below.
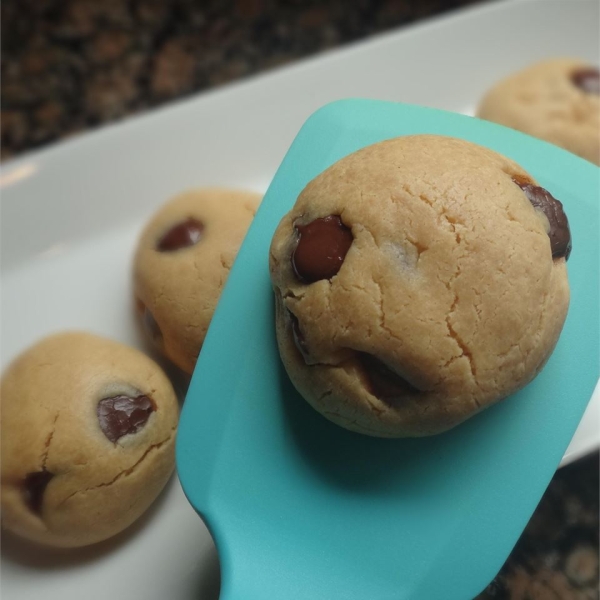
[477,58,600,165]
[269,135,570,437]
[1,332,178,547]
[134,188,261,373]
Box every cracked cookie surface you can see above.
[269,135,570,437]
[133,188,261,374]
[0,332,178,547]
[477,58,600,165]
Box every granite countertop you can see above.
[1,0,485,160]
[1,0,598,598]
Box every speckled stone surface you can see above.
[477,453,599,600]
[1,1,598,598]
[2,0,481,159]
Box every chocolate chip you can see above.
[97,395,156,443]
[287,310,310,360]
[513,178,572,260]
[23,470,54,515]
[571,67,600,95]
[359,353,419,401]
[291,215,353,283]
[157,217,204,252]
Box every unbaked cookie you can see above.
[134,188,261,374]
[269,135,571,437]
[477,58,600,165]
[0,332,178,548]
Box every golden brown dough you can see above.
[477,58,600,165]
[269,135,570,437]
[1,332,178,547]
[134,188,261,373]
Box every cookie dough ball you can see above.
[477,58,600,165]
[134,188,261,374]
[1,332,178,548]
[269,135,571,437]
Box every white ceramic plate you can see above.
[1,0,598,597]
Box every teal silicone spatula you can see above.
[176,100,599,600]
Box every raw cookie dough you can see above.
[134,188,261,374]
[269,135,571,437]
[0,332,178,548]
[477,58,600,165]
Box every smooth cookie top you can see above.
[134,188,261,374]
[477,58,600,165]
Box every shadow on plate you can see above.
[131,298,192,401]
[1,470,177,569]
[191,542,221,600]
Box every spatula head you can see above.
[177,100,599,600]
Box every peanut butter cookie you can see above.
[134,188,261,373]
[269,135,571,437]
[477,58,599,165]
[1,332,178,547]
